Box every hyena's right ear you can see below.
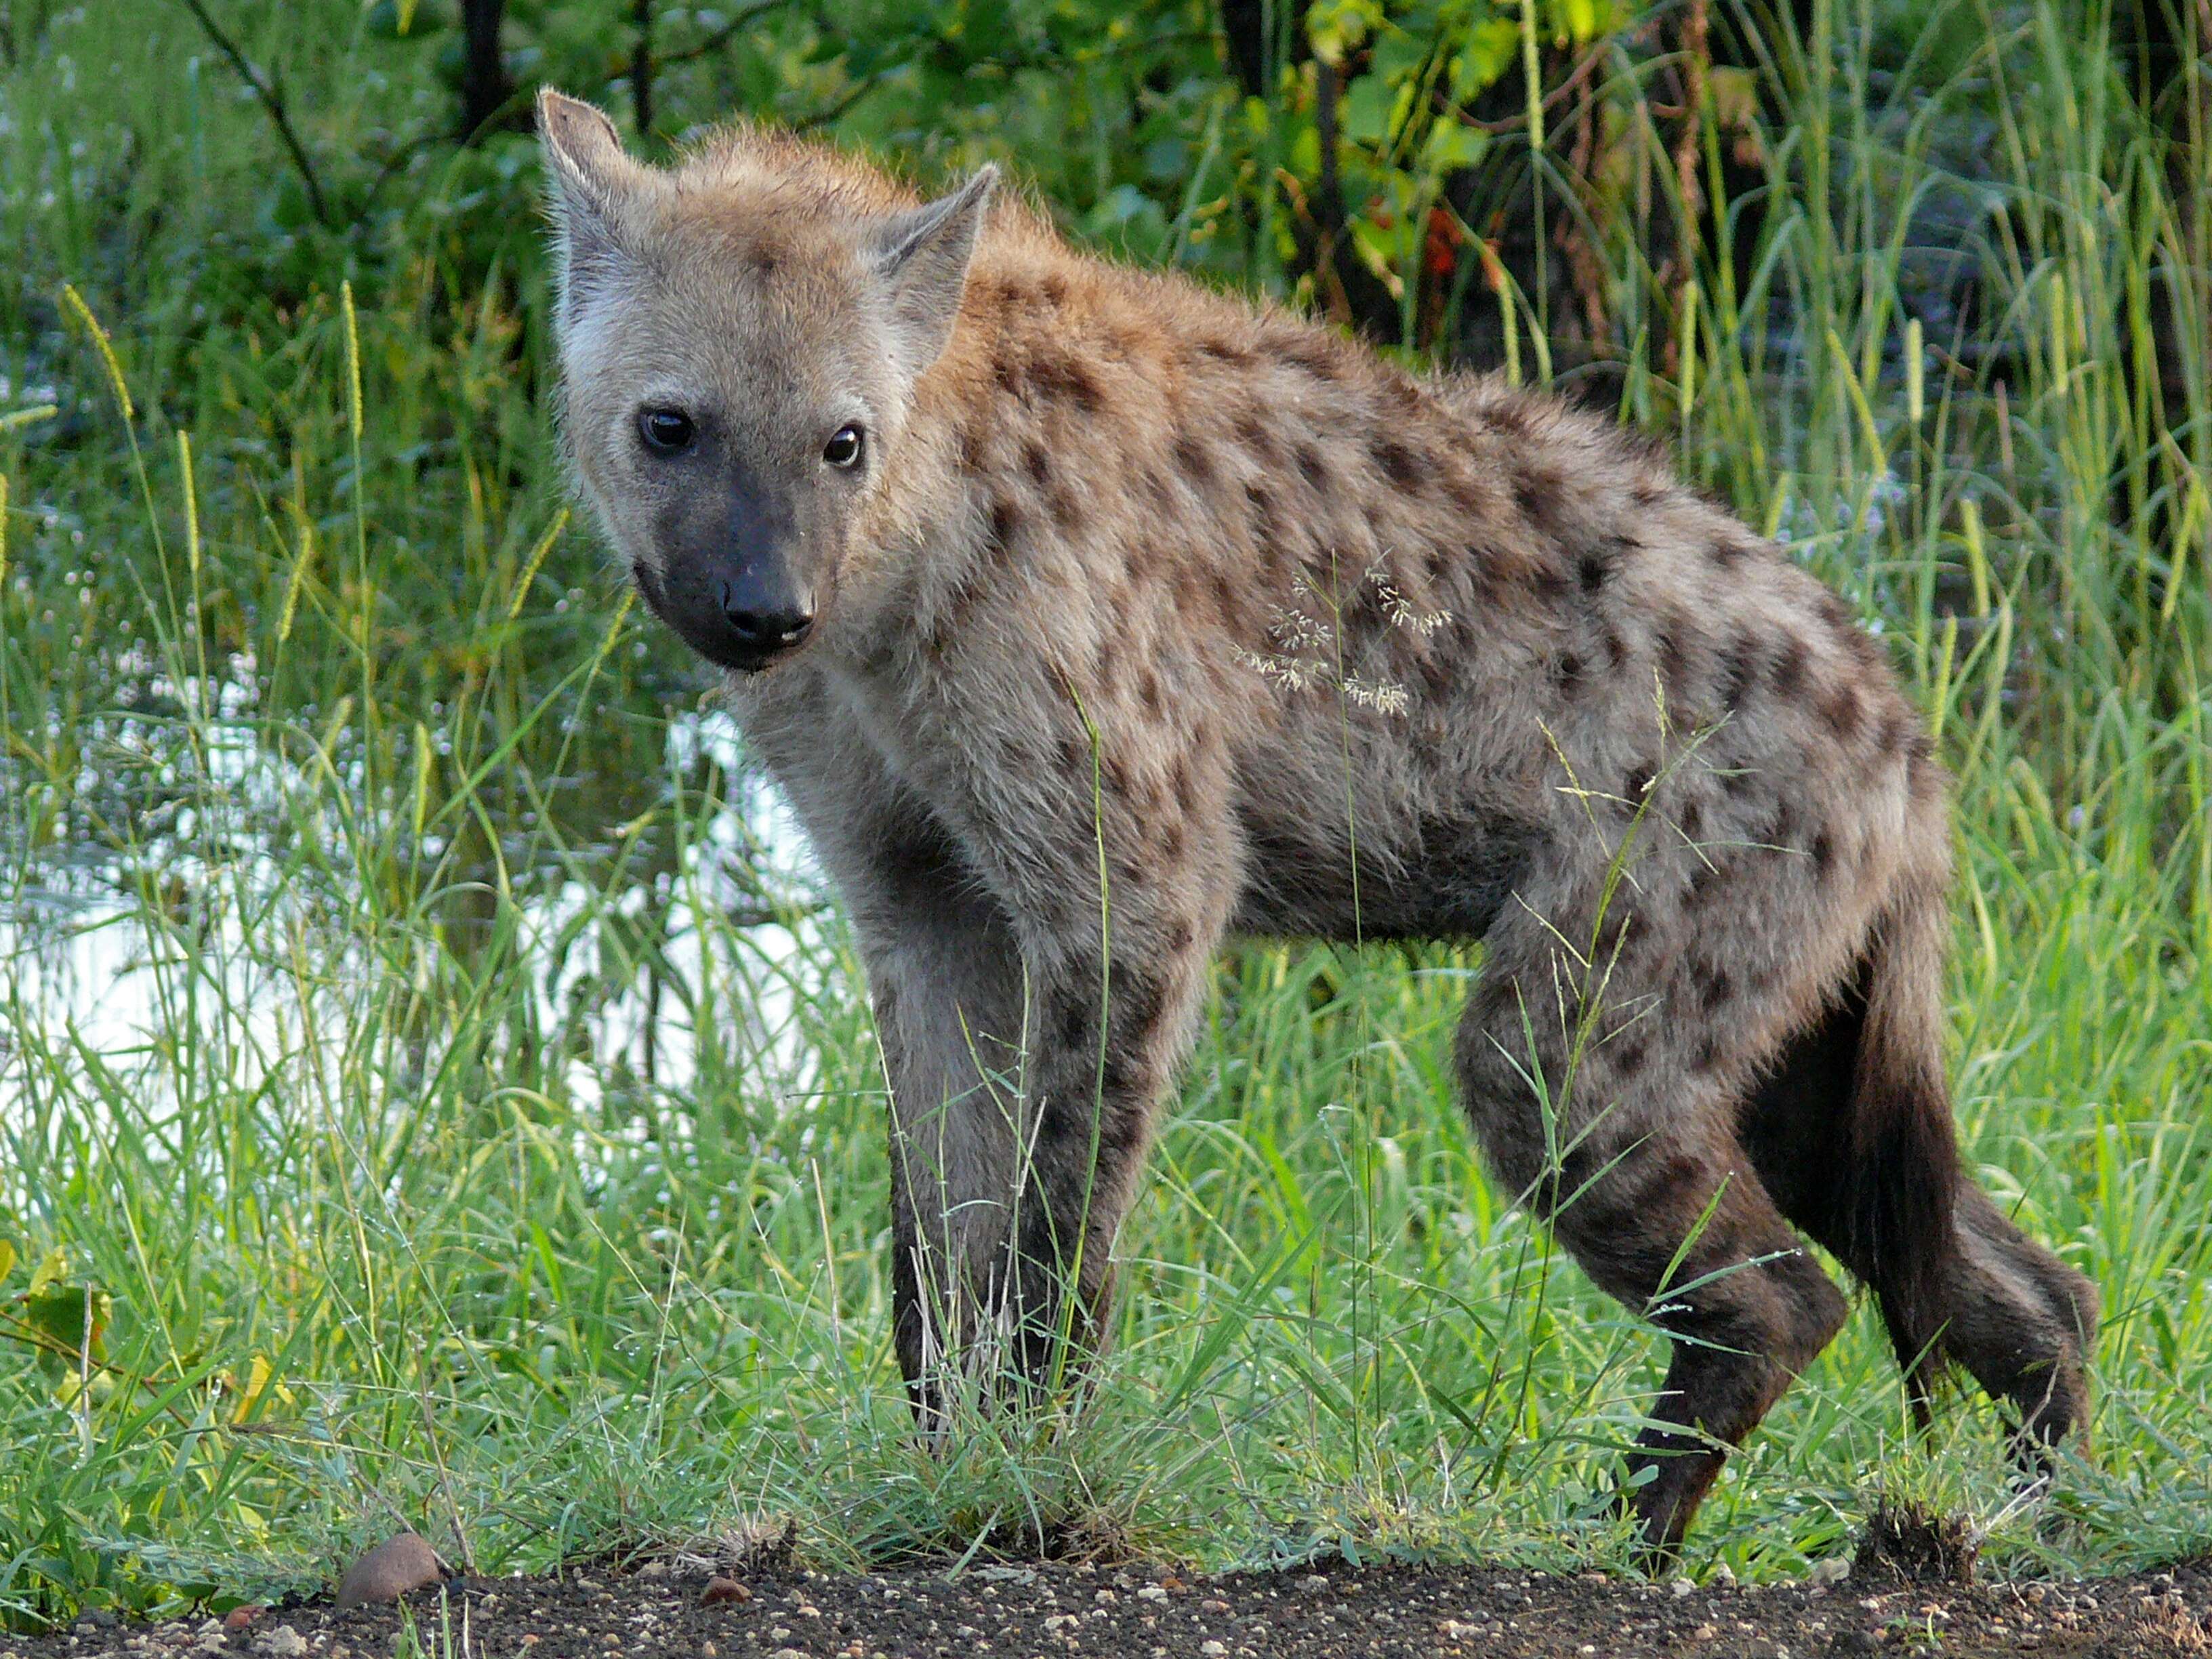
[868,165,998,376]
[537,89,645,325]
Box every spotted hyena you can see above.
[535,89,2096,1553]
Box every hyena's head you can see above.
[537,90,995,673]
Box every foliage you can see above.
[1,0,2208,1633]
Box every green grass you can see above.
[3,0,2208,1631]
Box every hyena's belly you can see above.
[1229,797,1548,944]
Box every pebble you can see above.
[334,1532,443,1610]
[222,1607,262,1632]
[700,1578,751,1606]
[253,1626,307,1658]
[1807,1557,1852,1589]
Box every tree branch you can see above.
[169,0,333,225]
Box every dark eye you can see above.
[638,408,696,455]
[823,424,864,469]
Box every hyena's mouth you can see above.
[630,558,813,676]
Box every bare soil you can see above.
[9,1554,2207,1658]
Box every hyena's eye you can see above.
[637,408,696,455]
[823,424,865,470]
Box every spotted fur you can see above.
[538,91,2096,1553]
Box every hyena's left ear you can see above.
[537,89,648,325]
[868,164,999,375]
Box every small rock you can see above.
[1199,1645,1227,1657]
[1828,1630,1881,1655]
[1808,1557,1853,1589]
[1712,1563,1738,1589]
[1670,1576,1698,1599]
[700,1578,751,1606]
[334,1532,443,1610]
[222,1607,262,1632]
[255,1626,308,1658]
[1135,1585,1168,1603]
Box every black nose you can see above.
[719,583,813,652]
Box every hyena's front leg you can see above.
[846,813,1229,1425]
[853,861,1031,1432]
[989,912,1223,1397]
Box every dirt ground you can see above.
[7,1553,2207,1659]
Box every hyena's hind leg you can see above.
[1456,982,1851,1558]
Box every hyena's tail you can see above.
[1845,879,2099,1449]
[1839,882,1963,1414]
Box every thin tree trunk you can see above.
[633,0,655,139]
[460,0,510,142]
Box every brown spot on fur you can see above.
[1282,341,1340,382]
[1244,482,1286,550]
[1371,435,1422,489]
[1172,432,1216,487]
[1656,622,1692,691]
[1630,478,1666,508]
[1694,961,1734,1012]
[1718,637,1759,712]
[1822,684,1864,741]
[1511,468,1561,537]
[1601,628,1628,669]
[1481,398,1533,436]
[1811,831,1835,876]
[1198,337,1252,365]
[1042,273,1068,305]
[1578,550,1613,594]
[1625,766,1654,805]
[988,493,1025,550]
[1442,470,1489,517]
[1208,571,1242,628]
[1554,652,1584,694]
[1024,442,1052,488]
[1027,352,1106,413]
[1234,407,1279,462]
[1771,635,1811,699]
[1296,443,1329,493]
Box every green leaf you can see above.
[0,1239,15,1285]
[23,1284,112,1361]
[26,1245,66,1300]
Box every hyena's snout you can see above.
[634,481,819,674]
[714,557,815,664]
[636,548,815,673]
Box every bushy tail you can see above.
[1840,889,1963,1408]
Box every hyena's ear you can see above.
[868,164,998,374]
[537,89,645,324]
